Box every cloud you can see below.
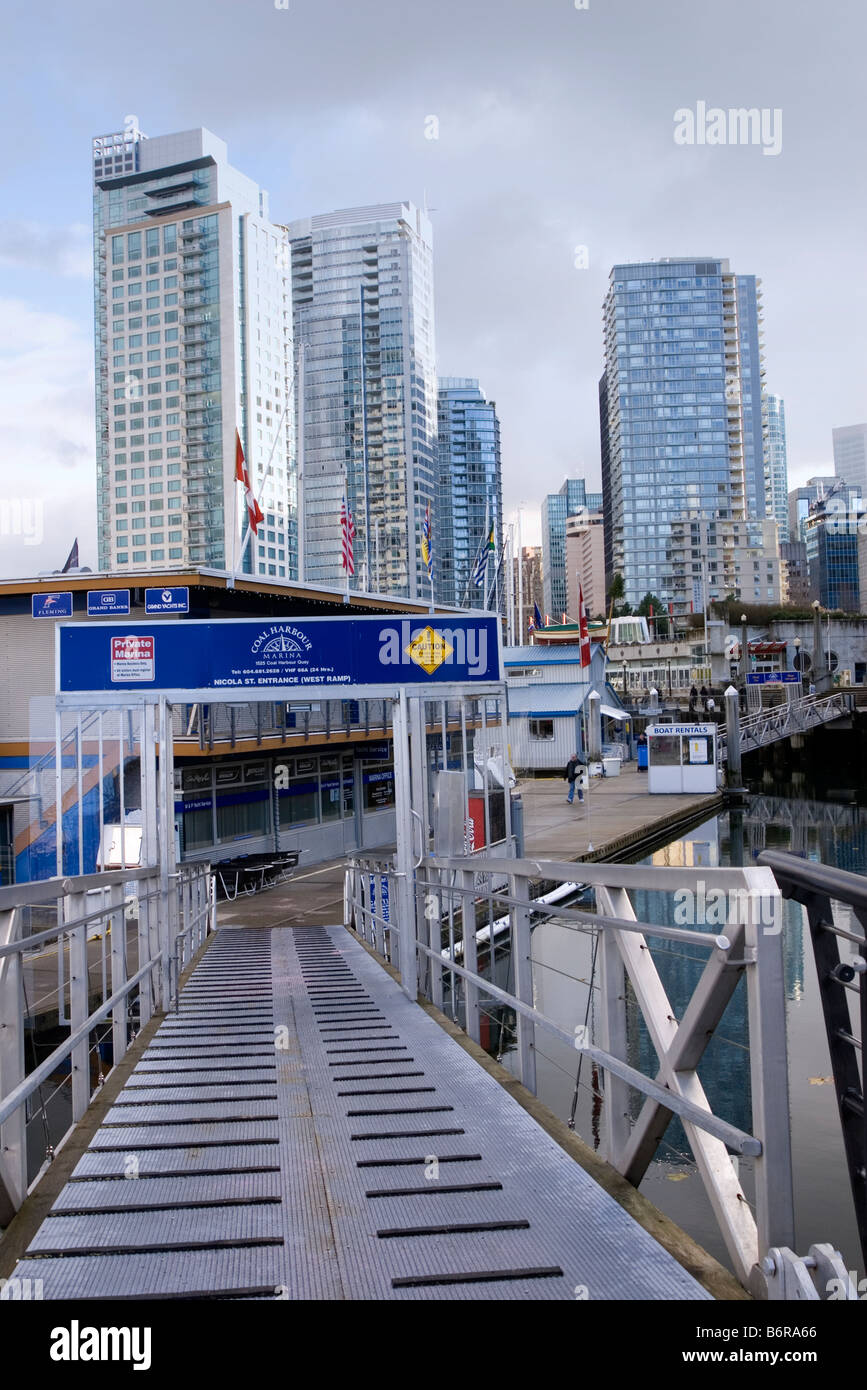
[0,221,91,278]
[0,300,96,577]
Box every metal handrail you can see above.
[0,957,159,1130]
[410,934,761,1156]
[759,849,867,915]
[758,848,867,1270]
[718,692,853,762]
[0,860,214,1221]
[0,865,160,913]
[344,849,792,1293]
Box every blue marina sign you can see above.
[145,586,189,614]
[57,613,502,695]
[32,592,73,619]
[87,589,131,616]
[746,671,801,685]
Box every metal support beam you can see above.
[510,872,536,1093]
[392,690,417,1000]
[598,885,760,1288]
[620,922,748,1184]
[596,887,631,1168]
[65,891,90,1123]
[0,907,26,1224]
[744,873,796,1268]
[461,868,480,1044]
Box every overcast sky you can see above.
[1,0,864,575]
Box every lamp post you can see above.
[811,599,824,692]
[740,613,748,682]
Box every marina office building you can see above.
[0,572,499,885]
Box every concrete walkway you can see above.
[518,762,723,862]
[217,764,722,930]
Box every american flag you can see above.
[341,496,356,576]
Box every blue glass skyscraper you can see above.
[436,379,502,608]
[764,394,789,541]
[541,479,603,617]
[600,259,767,608]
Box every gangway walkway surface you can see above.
[10,926,710,1300]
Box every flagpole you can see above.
[506,523,514,645]
[344,463,351,601]
[237,401,289,574]
[229,431,242,588]
[296,339,305,584]
[517,506,524,645]
[428,504,434,614]
[464,498,489,608]
[485,538,507,612]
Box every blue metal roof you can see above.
[506,683,595,716]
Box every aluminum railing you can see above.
[174,696,502,751]
[344,850,851,1297]
[759,850,866,1272]
[719,691,853,763]
[0,861,214,1225]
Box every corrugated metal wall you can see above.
[508,714,580,773]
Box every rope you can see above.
[22,975,55,1162]
[568,927,600,1130]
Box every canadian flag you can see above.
[578,581,591,668]
[235,430,264,534]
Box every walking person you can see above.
[688,684,698,714]
[700,684,708,713]
[564,750,586,804]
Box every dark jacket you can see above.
[564,754,586,782]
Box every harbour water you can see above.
[477,768,866,1282]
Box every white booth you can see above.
[646,722,718,795]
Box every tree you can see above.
[606,572,633,618]
[636,592,670,638]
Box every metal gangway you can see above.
[718,691,854,765]
[0,609,859,1301]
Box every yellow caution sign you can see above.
[405,625,454,675]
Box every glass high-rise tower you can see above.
[288,203,437,598]
[436,379,502,608]
[833,423,867,498]
[541,479,603,617]
[764,393,789,541]
[600,258,767,608]
[92,122,296,576]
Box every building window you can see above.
[529,719,555,741]
[277,758,319,828]
[362,759,395,812]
